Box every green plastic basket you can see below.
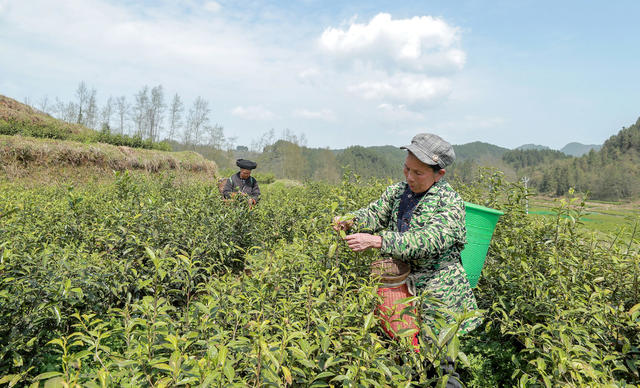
[460,202,503,288]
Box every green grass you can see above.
[528,200,639,238]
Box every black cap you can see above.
[236,159,257,170]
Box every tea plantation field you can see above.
[1,170,639,387]
[529,196,640,238]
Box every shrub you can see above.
[1,171,638,386]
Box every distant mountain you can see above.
[334,145,404,180]
[516,144,551,151]
[323,141,513,181]
[560,142,602,157]
[452,141,510,161]
[335,141,510,166]
[366,145,407,168]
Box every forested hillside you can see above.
[516,144,550,151]
[502,149,570,170]
[446,142,514,183]
[248,140,515,184]
[455,141,510,160]
[234,140,514,183]
[536,117,640,200]
[561,142,602,156]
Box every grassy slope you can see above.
[0,94,218,184]
[0,94,90,138]
[0,135,218,184]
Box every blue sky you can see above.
[1,0,638,150]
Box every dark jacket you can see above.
[222,172,260,203]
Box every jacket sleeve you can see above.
[379,196,466,266]
[251,179,261,203]
[222,176,235,199]
[350,184,398,233]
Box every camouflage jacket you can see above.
[351,180,482,334]
[351,179,466,272]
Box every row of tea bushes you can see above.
[1,169,638,386]
[1,173,476,386]
[462,171,640,386]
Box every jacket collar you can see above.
[402,179,446,197]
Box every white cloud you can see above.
[0,2,484,149]
[203,1,221,13]
[298,67,321,80]
[378,103,403,110]
[348,74,451,107]
[232,105,276,120]
[293,108,335,121]
[1,0,268,78]
[319,13,464,72]
[317,13,465,112]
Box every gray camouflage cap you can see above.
[400,133,455,168]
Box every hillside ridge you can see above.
[0,135,217,181]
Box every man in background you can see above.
[222,159,261,205]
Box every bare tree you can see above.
[225,135,238,151]
[52,97,65,119]
[85,89,98,129]
[74,81,98,128]
[149,85,165,142]
[168,93,183,141]
[251,128,275,152]
[53,97,78,123]
[205,123,225,149]
[37,95,50,113]
[280,128,302,145]
[184,96,210,147]
[115,96,129,134]
[76,81,90,125]
[132,86,149,138]
[100,96,114,130]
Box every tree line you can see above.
[501,149,570,170]
[23,83,640,200]
[28,81,230,149]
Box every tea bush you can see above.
[1,170,638,386]
[458,169,640,386]
[0,173,479,387]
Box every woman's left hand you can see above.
[344,233,382,252]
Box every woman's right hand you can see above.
[332,216,353,232]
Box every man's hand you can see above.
[344,233,382,252]
[332,216,354,232]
